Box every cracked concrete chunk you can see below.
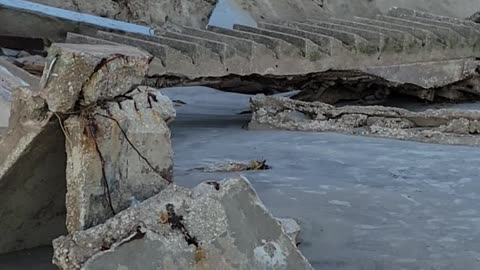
[276,218,301,243]
[40,43,152,113]
[0,87,67,254]
[249,94,480,146]
[64,87,174,233]
[52,177,313,270]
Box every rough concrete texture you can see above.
[64,87,174,232]
[0,86,67,254]
[40,43,152,113]
[30,0,217,29]
[249,94,480,146]
[52,177,313,270]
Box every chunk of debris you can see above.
[467,11,480,23]
[197,159,272,172]
[13,55,46,76]
[40,43,152,113]
[52,177,313,270]
[249,94,480,146]
[276,217,302,244]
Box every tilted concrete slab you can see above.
[2,1,479,88]
[365,58,480,88]
[0,87,67,254]
[249,94,480,146]
[53,177,313,270]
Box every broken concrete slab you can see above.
[53,176,313,270]
[0,43,175,256]
[0,86,67,254]
[0,58,40,127]
[249,94,480,146]
[64,87,174,233]
[40,43,152,113]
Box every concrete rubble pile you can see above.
[249,94,480,146]
[53,177,312,270]
[0,43,169,253]
[0,43,311,269]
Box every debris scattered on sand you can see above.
[196,159,272,172]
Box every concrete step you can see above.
[207,25,302,59]
[179,26,253,59]
[162,31,229,61]
[307,19,403,54]
[256,22,347,56]
[95,31,169,60]
[387,7,480,31]
[274,21,373,54]
[233,23,332,57]
[376,15,466,49]
[93,31,215,77]
[66,32,120,46]
[232,24,328,62]
[316,16,424,53]
[101,31,229,76]
[118,31,199,62]
[386,8,480,50]
[353,16,447,50]
[178,26,279,74]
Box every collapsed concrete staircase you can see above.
[65,7,480,90]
